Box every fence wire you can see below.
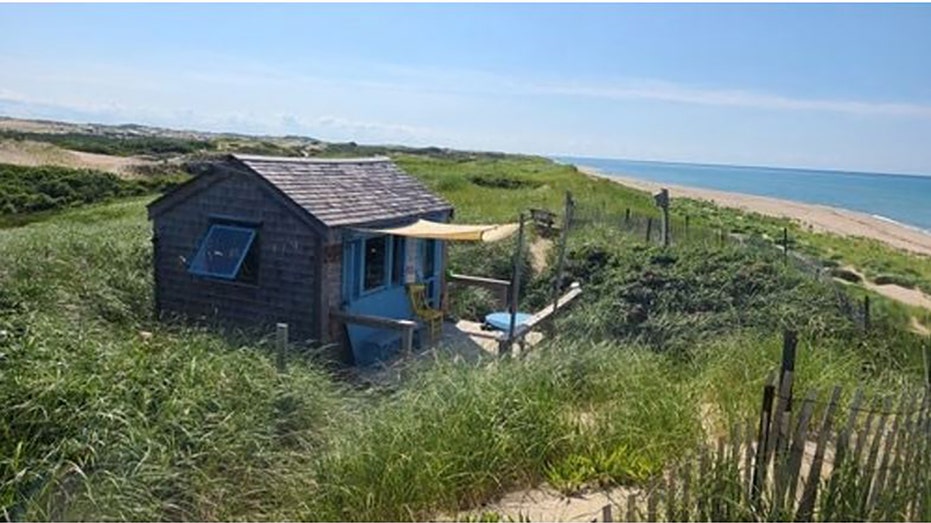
[570,202,870,330]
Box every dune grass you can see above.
[2,152,930,520]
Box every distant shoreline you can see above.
[578,165,931,257]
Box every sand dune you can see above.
[0,139,152,176]
[580,167,931,258]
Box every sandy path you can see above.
[834,266,931,311]
[580,167,931,257]
[529,237,552,275]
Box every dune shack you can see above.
[148,154,483,364]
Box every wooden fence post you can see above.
[923,342,931,391]
[752,374,777,508]
[781,330,798,410]
[783,227,789,265]
[796,386,842,522]
[646,217,653,243]
[863,295,871,332]
[276,322,288,373]
[552,192,574,314]
[685,215,690,243]
[504,213,526,355]
[601,504,613,523]
[780,389,817,514]
[625,207,631,226]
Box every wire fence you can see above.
[570,202,872,331]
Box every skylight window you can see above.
[188,224,257,281]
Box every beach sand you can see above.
[580,166,931,257]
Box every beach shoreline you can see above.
[578,165,931,257]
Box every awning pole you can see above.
[552,191,574,313]
[505,213,526,354]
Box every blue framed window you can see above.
[188,224,258,281]
[362,235,388,293]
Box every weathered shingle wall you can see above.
[153,172,321,341]
[321,242,346,353]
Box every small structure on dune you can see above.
[147,154,545,365]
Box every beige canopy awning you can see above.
[357,219,519,243]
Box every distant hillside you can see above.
[0,115,512,167]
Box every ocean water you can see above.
[555,156,931,234]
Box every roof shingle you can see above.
[232,154,452,228]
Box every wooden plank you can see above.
[601,504,612,523]
[647,490,658,522]
[782,389,818,514]
[504,213,527,354]
[769,369,795,500]
[512,284,583,338]
[330,309,418,332]
[853,401,877,466]
[448,273,511,309]
[698,445,710,521]
[627,492,637,522]
[860,397,892,516]
[401,327,413,355]
[713,437,726,521]
[752,374,777,509]
[447,273,511,288]
[551,191,573,312]
[666,472,676,523]
[883,392,919,520]
[907,393,931,519]
[820,388,864,522]
[743,418,754,506]
[796,386,842,522]
[868,392,910,517]
[680,457,692,522]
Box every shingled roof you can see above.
[230,154,452,228]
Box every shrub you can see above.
[0,163,188,218]
[830,267,862,283]
[872,273,917,288]
[468,172,542,190]
[0,130,215,157]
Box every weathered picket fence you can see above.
[596,334,931,522]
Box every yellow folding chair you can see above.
[407,283,443,345]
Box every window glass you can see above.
[188,225,257,280]
[423,239,437,277]
[363,236,388,291]
[391,236,405,285]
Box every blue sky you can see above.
[2,4,931,174]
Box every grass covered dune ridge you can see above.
[1,148,930,520]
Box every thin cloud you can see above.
[363,62,931,119]
[534,80,931,119]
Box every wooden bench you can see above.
[529,208,560,236]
